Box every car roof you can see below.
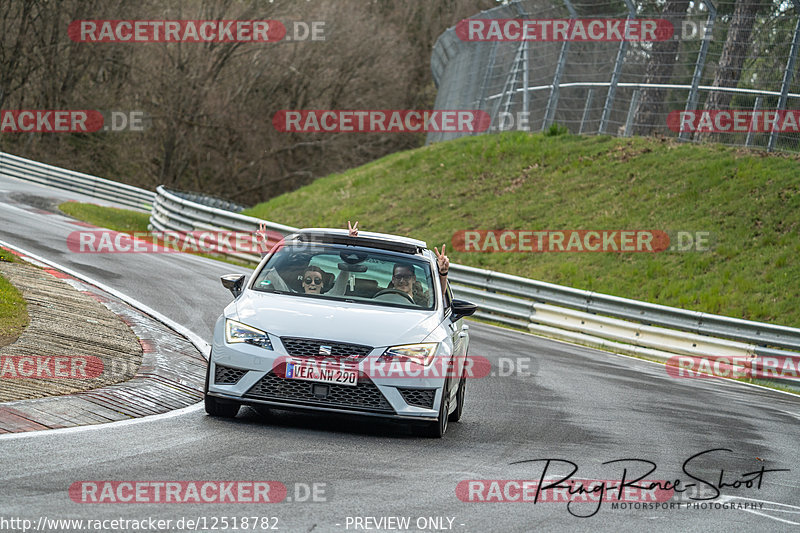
[288,228,428,255]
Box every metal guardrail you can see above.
[149,186,800,379]
[0,151,154,212]
[448,264,800,354]
[149,186,296,264]
[2,161,794,388]
[167,189,246,213]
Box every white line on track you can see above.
[716,495,800,525]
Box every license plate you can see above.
[285,359,358,387]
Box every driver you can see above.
[387,262,430,307]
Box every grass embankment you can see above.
[56,133,800,327]
[0,250,29,347]
[241,131,800,328]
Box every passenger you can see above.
[350,220,449,305]
[254,224,329,294]
[254,222,275,256]
[300,266,325,295]
[255,221,450,302]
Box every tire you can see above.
[417,379,449,438]
[252,405,272,418]
[448,374,465,423]
[203,357,240,418]
[204,394,240,418]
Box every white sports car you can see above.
[204,228,477,437]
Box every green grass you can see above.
[59,202,150,232]
[242,131,800,328]
[0,250,29,346]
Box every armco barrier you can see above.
[149,186,296,264]
[449,264,800,353]
[148,185,800,392]
[0,151,154,212]
[2,154,797,390]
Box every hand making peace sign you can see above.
[434,244,449,276]
[348,220,359,237]
[254,222,269,252]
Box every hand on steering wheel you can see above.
[373,288,414,303]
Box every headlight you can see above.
[382,343,438,366]
[225,319,273,349]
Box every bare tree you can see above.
[703,0,768,113]
[0,0,497,204]
[635,0,691,135]
[0,0,38,109]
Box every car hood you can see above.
[231,291,441,348]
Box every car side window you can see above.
[444,283,453,310]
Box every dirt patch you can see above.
[8,192,63,213]
[0,260,143,402]
[0,334,18,348]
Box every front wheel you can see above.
[417,380,449,438]
[204,394,240,418]
[204,359,240,418]
[448,374,465,422]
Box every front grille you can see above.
[398,388,436,409]
[214,364,248,385]
[281,337,372,361]
[244,371,394,413]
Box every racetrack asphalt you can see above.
[0,174,798,532]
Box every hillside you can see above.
[244,131,800,327]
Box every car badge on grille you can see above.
[319,345,332,356]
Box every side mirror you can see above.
[451,299,477,320]
[221,274,245,298]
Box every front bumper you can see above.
[206,334,447,420]
[206,390,439,422]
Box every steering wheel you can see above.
[373,289,415,303]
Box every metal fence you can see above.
[428,0,800,152]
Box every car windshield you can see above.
[251,242,436,310]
